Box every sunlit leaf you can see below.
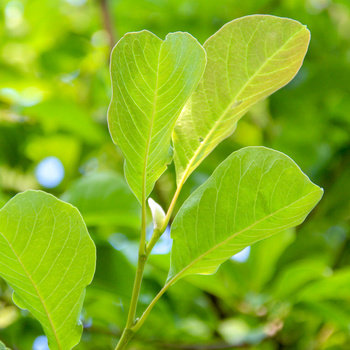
[168,147,323,282]
[108,30,206,202]
[0,190,96,350]
[173,15,310,186]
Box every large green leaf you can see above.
[168,147,323,282]
[173,15,310,186]
[108,30,206,202]
[0,190,96,350]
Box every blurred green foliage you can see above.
[0,0,349,349]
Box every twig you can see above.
[99,0,118,48]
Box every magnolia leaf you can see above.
[168,147,323,282]
[0,190,96,350]
[108,30,206,202]
[173,15,310,186]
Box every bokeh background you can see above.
[0,0,350,349]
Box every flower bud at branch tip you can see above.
[148,198,166,230]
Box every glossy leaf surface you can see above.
[0,191,96,350]
[168,147,323,282]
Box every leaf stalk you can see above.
[115,181,184,349]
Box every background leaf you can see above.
[296,268,350,303]
[173,15,310,186]
[168,147,323,282]
[247,228,295,292]
[0,190,96,350]
[108,30,206,202]
[62,171,140,228]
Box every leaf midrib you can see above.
[176,25,306,186]
[142,40,163,200]
[0,231,61,349]
[169,188,320,282]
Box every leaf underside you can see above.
[168,147,323,282]
[108,30,206,202]
[0,190,96,350]
[173,15,311,186]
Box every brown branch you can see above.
[98,0,118,49]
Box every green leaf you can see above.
[168,147,323,282]
[92,244,135,299]
[173,15,310,186]
[269,259,327,300]
[302,301,350,330]
[62,171,140,228]
[108,30,206,202]
[296,268,350,302]
[25,100,104,144]
[247,228,295,292]
[0,190,96,350]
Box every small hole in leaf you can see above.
[199,137,204,143]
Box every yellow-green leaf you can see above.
[173,15,310,186]
[0,190,96,350]
[108,30,206,202]
[168,147,323,282]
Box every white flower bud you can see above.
[148,198,166,230]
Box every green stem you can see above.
[115,328,134,350]
[132,275,179,332]
[146,182,183,254]
[115,180,186,349]
[127,200,147,329]
[145,228,160,255]
[132,185,185,333]
[114,199,147,350]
